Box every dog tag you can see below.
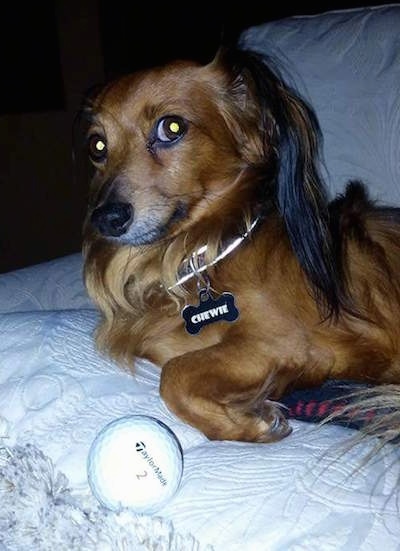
[182,289,239,335]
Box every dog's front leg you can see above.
[160,336,303,442]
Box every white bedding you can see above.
[1,254,400,550]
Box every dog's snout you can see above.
[91,202,133,237]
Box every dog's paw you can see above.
[254,403,292,443]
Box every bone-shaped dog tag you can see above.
[182,289,239,335]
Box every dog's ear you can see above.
[212,48,342,316]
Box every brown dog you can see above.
[83,49,400,443]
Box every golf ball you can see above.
[87,415,183,513]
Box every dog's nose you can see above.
[91,202,133,237]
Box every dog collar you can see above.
[168,216,261,291]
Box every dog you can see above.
[82,48,400,444]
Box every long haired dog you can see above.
[83,49,400,443]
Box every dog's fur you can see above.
[83,49,400,443]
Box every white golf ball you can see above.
[87,415,183,513]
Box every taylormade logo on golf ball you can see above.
[135,440,168,486]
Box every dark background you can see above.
[0,0,394,273]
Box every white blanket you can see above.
[0,254,399,549]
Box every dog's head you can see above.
[83,49,340,314]
[84,56,263,247]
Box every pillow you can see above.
[240,5,400,205]
[0,253,93,313]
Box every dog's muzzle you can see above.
[90,202,133,237]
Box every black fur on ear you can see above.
[216,47,344,317]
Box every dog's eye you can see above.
[87,134,107,162]
[155,116,187,144]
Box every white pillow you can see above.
[0,253,93,313]
[240,5,400,205]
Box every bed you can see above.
[1,5,400,550]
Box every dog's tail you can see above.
[323,384,400,449]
